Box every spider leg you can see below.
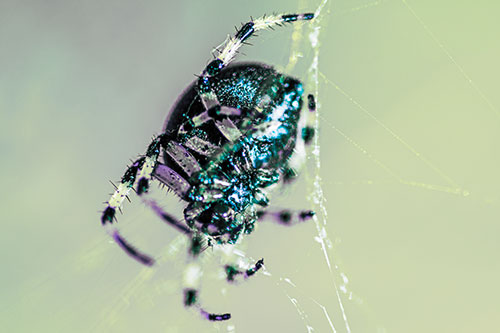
[183,236,231,321]
[163,140,202,177]
[101,134,167,226]
[179,116,242,159]
[225,258,264,283]
[282,93,316,183]
[245,258,264,277]
[185,258,263,321]
[302,94,316,145]
[110,229,155,266]
[190,105,242,129]
[212,13,315,69]
[143,199,192,235]
[307,93,316,112]
[199,309,231,321]
[101,134,203,265]
[183,135,220,156]
[256,208,315,225]
[109,193,191,266]
[153,163,191,198]
[214,117,242,142]
[100,134,169,265]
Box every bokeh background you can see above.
[1,0,499,332]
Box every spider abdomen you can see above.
[163,63,305,243]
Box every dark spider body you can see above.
[101,12,316,321]
[162,63,304,244]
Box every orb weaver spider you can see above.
[101,12,317,321]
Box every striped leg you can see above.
[225,258,264,283]
[257,209,315,225]
[183,237,231,321]
[101,135,166,227]
[101,135,203,266]
[282,93,317,183]
[302,94,316,145]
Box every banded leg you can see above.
[184,236,231,321]
[101,135,201,265]
[214,118,243,142]
[112,198,193,266]
[212,13,315,69]
[282,93,317,183]
[110,228,155,266]
[302,94,316,145]
[100,134,169,265]
[257,209,315,225]
[225,258,264,283]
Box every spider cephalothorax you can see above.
[101,12,317,321]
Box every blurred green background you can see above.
[1,0,499,332]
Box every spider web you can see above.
[3,1,500,332]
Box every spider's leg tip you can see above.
[101,206,116,225]
[206,312,231,321]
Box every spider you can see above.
[101,12,317,321]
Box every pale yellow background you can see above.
[1,0,499,332]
